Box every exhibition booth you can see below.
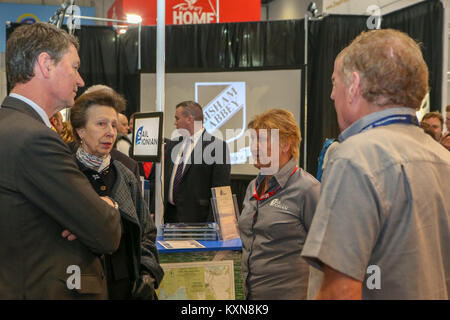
[5,0,445,300]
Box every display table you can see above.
[156,237,242,253]
[156,237,243,300]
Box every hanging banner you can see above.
[169,0,218,25]
[107,0,260,26]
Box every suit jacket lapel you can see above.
[1,96,46,125]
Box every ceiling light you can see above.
[126,14,142,24]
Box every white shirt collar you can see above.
[9,93,52,128]
[177,127,204,159]
[191,127,204,146]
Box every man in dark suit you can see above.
[163,101,231,223]
[0,23,121,299]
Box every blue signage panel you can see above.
[1,3,96,52]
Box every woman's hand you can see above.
[61,229,77,241]
[132,272,156,300]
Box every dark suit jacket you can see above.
[163,130,231,223]
[0,96,121,299]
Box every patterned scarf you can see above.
[76,147,111,173]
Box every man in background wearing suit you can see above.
[163,101,231,223]
[0,22,121,299]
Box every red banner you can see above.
[108,0,260,26]
[169,0,218,24]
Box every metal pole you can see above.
[155,0,166,235]
[216,0,220,22]
[442,0,449,120]
[138,22,142,70]
[72,15,135,24]
[303,14,308,171]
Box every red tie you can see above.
[143,162,153,179]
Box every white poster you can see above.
[133,117,160,157]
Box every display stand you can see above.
[156,237,243,300]
[211,186,240,241]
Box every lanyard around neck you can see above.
[359,114,419,134]
[252,166,299,201]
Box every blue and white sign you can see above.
[133,118,161,157]
[1,3,95,52]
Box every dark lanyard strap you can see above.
[359,114,419,134]
[252,166,299,201]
